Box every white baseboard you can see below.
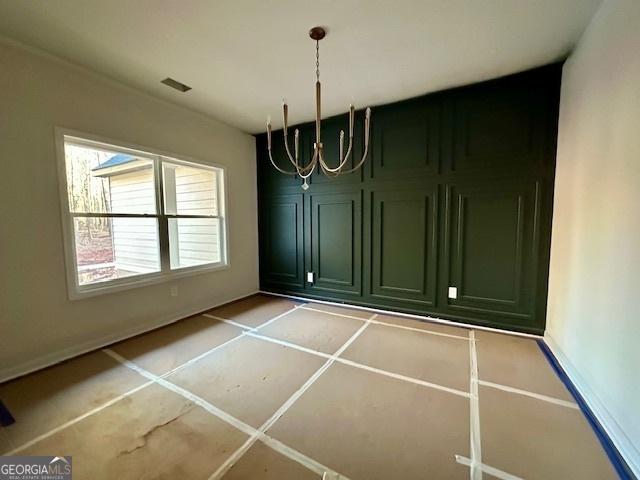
[0,290,259,383]
[544,334,640,478]
[261,289,543,340]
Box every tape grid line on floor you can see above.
[478,380,579,409]
[211,312,576,408]
[102,347,352,480]
[245,331,471,398]
[469,330,483,480]
[299,306,470,341]
[2,381,154,455]
[1,304,304,457]
[207,315,375,479]
[263,291,543,340]
[456,455,524,480]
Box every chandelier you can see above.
[266,26,372,190]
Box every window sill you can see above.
[68,261,230,301]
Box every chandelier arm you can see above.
[319,140,353,173]
[268,144,319,178]
[282,105,312,174]
[266,142,308,176]
[319,150,342,177]
[282,133,319,176]
[317,105,356,173]
[282,132,316,175]
[327,141,370,175]
[298,149,318,179]
[327,108,372,175]
[267,149,299,176]
[282,130,298,165]
[318,149,337,177]
[281,102,314,175]
[333,144,370,175]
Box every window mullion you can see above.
[216,165,226,264]
[155,157,171,273]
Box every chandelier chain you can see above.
[315,40,320,82]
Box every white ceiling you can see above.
[0,0,600,134]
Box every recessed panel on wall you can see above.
[376,194,425,292]
[449,86,545,173]
[310,191,362,295]
[371,101,440,179]
[445,180,541,324]
[371,187,438,306]
[262,194,304,288]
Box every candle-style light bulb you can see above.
[267,116,272,149]
[282,102,288,134]
[364,107,371,147]
[349,104,355,137]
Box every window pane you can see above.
[169,218,221,269]
[163,162,218,216]
[73,217,160,285]
[64,142,156,214]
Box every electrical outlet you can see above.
[448,286,457,299]
[307,272,314,283]
[170,285,178,297]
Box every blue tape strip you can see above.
[537,340,636,480]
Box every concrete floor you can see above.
[0,294,616,479]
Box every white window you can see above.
[56,130,228,299]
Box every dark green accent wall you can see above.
[256,64,561,334]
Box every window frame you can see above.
[55,128,230,300]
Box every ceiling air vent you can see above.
[161,77,192,92]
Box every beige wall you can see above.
[546,0,640,473]
[0,40,258,380]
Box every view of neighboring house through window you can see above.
[162,162,222,269]
[60,134,226,296]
